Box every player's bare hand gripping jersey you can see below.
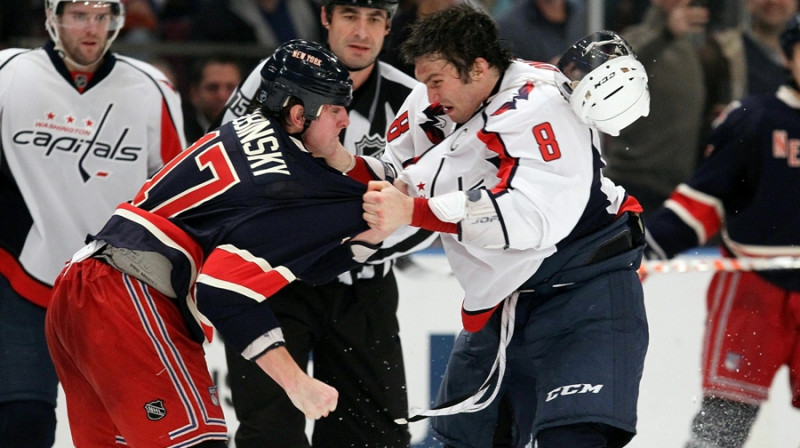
[0,42,185,306]
[89,111,375,356]
[386,61,636,329]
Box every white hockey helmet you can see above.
[45,0,126,67]
[557,31,649,136]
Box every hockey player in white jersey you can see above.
[365,5,650,448]
[0,1,185,446]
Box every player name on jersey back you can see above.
[232,113,290,178]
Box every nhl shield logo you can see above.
[354,134,385,157]
[74,73,88,89]
[144,399,167,421]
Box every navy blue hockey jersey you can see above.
[88,111,371,353]
[646,85,800,291]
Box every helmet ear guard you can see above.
[259,39,353,123]
[557,31,650,136]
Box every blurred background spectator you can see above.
[382,0,464,76]
[188,0,321,68]
[600,0,795,220]
[604,0,748,33]
[696,0,797,162]
[601,0,709,219]
[120,0,160,43]
[183,55,243,143]
[495,0,588,64]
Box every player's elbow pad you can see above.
[430,190,506,249]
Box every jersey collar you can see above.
[44,40,117,94]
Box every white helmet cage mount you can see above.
[45,0,126,68]
[557,31,650,136]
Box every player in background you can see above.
[0,1,185,446]
[644,13,800,448]
[215,1,447,446]
[363,5,650,447]
[45,39,396,448]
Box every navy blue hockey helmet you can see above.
[258,39,353,122]
[324,0,398,18]
[781,13,800,60]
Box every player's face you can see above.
[56,2,114,67]
[415,56,485,124]
[303,104,350,158]
[323,5,390,71]
[190,63,242,121]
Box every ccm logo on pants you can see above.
[546,384,604,402]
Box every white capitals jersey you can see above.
[0,43,185,307]
[386,61,629,320]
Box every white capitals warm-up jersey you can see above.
[0,43,185,307]
[385,61,630,324]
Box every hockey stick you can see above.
[638,256,800,275]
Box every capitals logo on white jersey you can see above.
[13,103,143,182]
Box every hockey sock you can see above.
[685,396,759,448]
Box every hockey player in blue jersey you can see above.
[216,2,444,446]
[44,39,393,447]
[645,13,800,448]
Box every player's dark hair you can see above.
[400,3,512,80]
[322,3,392,28]
[322,0,397,23]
